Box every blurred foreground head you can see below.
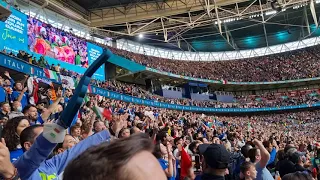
[63,133,167,180]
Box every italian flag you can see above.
[43,69,59,81]
[220,79,227,84]
[93,106,112,121]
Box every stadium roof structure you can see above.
[22,0,320,52]
[20,0,320,52]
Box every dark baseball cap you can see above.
[290,152,305,164]
[199,144,230,169]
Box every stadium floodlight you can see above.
[265,10,277,15]
[139,34,144,38]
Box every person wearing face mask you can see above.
[9,101,24,119]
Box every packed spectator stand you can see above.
[1,7,320,179]
[2,48,320,110]
[108,45,320,82]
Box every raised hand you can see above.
[4,71,10,78]
[112,115,124,135]
[0,138,16,178]
[22,86,28,92]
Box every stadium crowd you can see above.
[108,45,320,82]
[1,68,320,180]
[2,49,320,110]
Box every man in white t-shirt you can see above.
[173,137,184,160]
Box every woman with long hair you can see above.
[2,116,30,162]
[153,142,176,180]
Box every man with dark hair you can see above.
[20,125,43,152]
[23,104,38,124]
[199,144,231,180]
[241,144,253,159]
[156,131,170,144]
[63,133,167,180]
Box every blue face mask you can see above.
[17,106,22,112]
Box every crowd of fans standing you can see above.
[108,45,320,82]
[1,67,320,180]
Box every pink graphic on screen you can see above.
[27,17,89,68]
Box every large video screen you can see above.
[0,1,105,80]
[27,17,89,68]
[0,2,28,53]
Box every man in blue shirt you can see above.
[12,82,28,109]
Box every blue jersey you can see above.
[12,91,28,108]
[158,158,175,180]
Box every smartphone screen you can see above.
[191,154,201,172]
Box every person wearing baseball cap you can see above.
[198,143,231,180]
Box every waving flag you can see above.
[180,147,192,180]
[93,106,112,121]
[43,69,59,81]
[220,79,227,84]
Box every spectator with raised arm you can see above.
[247,139,273,180]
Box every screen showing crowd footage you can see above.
[27,17,89,68]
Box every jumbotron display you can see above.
[27,17,89,68]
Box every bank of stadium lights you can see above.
[265,10,277,15]
[220,17,243,24]
[293,2,311,9]
[249,13,262,18]
[138,34,144,39]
